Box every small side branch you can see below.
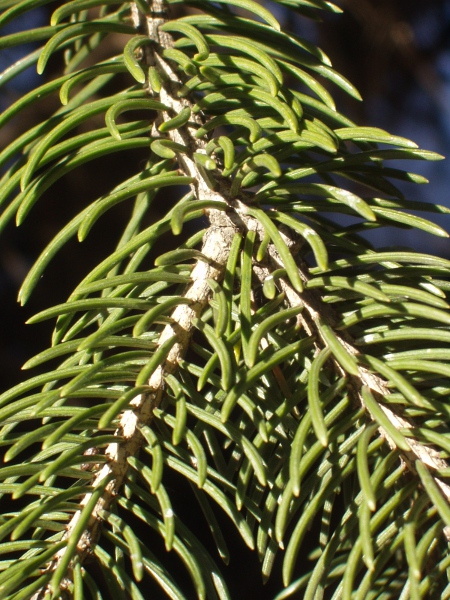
[257,250,450,519]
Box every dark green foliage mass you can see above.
[0,1,450,598]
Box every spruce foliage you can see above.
[0,1,450,598]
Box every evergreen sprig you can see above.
[0,0,449,598]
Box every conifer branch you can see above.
[254,246,450,528]
[3,0,448,596]
[34,2,263,592]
